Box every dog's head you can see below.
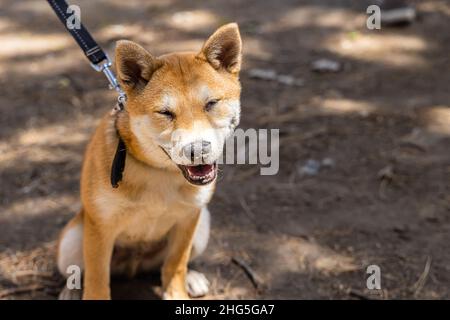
[115,23,242,186]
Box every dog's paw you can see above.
[186,269,210,298]
[58,287,82,300]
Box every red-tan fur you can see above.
[56,23,242,300]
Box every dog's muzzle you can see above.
[161,141,218,186]
[178,140,217,185]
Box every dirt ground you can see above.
[0,0,449,299]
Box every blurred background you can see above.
[0,0,449,299]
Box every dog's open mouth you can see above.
[177,163,217,185]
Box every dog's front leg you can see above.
[82,215,116,300]
[162,210,200,300]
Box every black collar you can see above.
[111,135,127,188]
[110,100,127,188]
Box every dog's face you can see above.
[115,24,242,186]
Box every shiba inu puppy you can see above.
[56,23,242,300]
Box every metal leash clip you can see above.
[90,53,126,107]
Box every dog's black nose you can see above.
[183,141,211,162]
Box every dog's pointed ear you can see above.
[115,40,162,91]
[200,23,242,74]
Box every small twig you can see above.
[412,256,432,297]
[378,165,395,200]
[35,279,64,288]
[348,289,386,300]
[348,289,372,300]
[398,141,427,153]
[231,257,264,290]
[232,166,260,181]
[0,284,46,298]
[378,179,389,200]
[238,195,256,221]
[13,270,54,278]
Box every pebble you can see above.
[248,68,304,86]
[311,59,341,73]
[298,158,336,176]
[321,157,335,167]
[298,159,321,176]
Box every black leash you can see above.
[47,0,127,188]
[47,0,106,65]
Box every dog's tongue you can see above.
[186,164,213,176]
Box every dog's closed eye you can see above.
[205,99,219,112]
[156,109,175,120]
